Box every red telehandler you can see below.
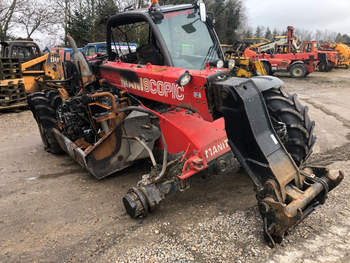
[244,26,319,78]
[301,41,338,72]
[27,0,343,247]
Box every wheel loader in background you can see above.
[27,0,343,247]
[0,39,65,110]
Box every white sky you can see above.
[244,0,350,35]
[12,0,350,48]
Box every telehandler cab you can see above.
[27,0,343,247]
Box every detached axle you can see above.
[123,179,183,218]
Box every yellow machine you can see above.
[0,52,65,110]
[221,44,267,77]
[333,43,350,68]
[0,58,27,110]
[320,43,350,68]
[243,37,270,48]
[21,53,65,93]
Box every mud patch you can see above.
[37,168,85,179]
[309,142,350,166]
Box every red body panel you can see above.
[100,61,228,122]
[244,49,317,73]
[158,109,229,179]
[319,50,338,66]
[99,61,231,180]
[302,41,338,67]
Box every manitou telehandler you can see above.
[27,0,343,247]
[243,26,319,78]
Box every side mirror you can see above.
[207,12,215,25]
[199,0,206,22]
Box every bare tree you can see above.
[294,28,313,41]
[15,0,58,38]
[0,0,18,40]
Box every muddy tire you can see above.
[289,63,307,78]
[27,90,63,154]
[263,87,316,165]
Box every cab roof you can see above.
[107,4,195,27]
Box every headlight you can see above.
[228,59,235,70]
[176,71,192,86]
[216,59,224,69]
[209,59,224,69]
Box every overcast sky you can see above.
[18,0,350,48]
[244,0,350,35]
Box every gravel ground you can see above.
[1,70,350,262]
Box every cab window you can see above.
[86,46,96,56]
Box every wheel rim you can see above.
[292,67,304,77]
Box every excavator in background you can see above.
[26,0,343,247]
[320,43,350,68]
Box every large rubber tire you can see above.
[318,62,327,72]
[27,90,63,154]
[326,65,333,72]
[263,87,316,165]
[289,63,307,78]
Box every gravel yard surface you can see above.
[1,70,350,262]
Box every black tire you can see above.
[318,62,327,72]
[289,63,307,78]
[27,89,63,154]
[326,65,333,72]
[263,87,316,165]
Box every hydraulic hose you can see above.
[117,106,168,182]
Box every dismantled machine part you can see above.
[27,0,343,247]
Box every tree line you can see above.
[242,25,350,44]
[1,0,245,47]
[1,0,350,48]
